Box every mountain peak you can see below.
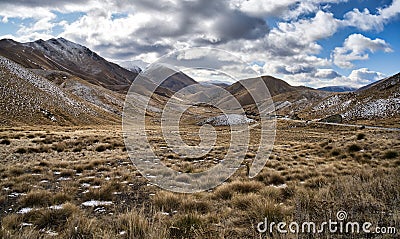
[0,38,139,93]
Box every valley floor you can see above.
[0,122,399,238]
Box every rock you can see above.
[319,114,343,123]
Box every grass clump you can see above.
[19,190,53,207]
[171,213,203,238]
[116,211,150,239]
[348,144,362,152]
[0,139,11,145]
[34,203,79,229]
[331,149,341,156]
[153,191,181,213]
[15,147,27,154]
[357,133,366,140]
[52,142,67,152]
[383,151,398,159]
[95,144,112,152]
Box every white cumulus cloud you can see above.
[348,68,386,87]
[332,34,392,68]
[343,0,400,31]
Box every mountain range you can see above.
[317,86,357,92]
[0,38,398,126]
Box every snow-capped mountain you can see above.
[0,38,139,93]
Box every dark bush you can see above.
[95,145,107,152]
[357,133,366,140]
[15,148,27,154]
[348,144,361,152]
[331,149,341,156]
[0,139,11,145]
[384,151,398,159]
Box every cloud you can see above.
[332,34,392,68]
[235,0,347,19]
[0,0,396,90]
[267,68,384,89]
[343,0,400,31]
[265,11,340,57]
[235,0,298,18]
[17,16,56,36]
[275,65,316,75]
[55,0,270,62]
[314,69,341,79]
[348,68,385,86]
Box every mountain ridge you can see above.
[317,86,357,92]
[0,37,398,126]
[0,38,139,93]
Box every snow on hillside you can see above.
[343,98,400,119]
[0,55,115,126]
[30,38,103,74]
[200,114,255,126]
[0,56,92,115]
[310,84,399,120]
[64,81,124,115]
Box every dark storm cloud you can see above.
[132,0,269,44]
[212,10,269,41]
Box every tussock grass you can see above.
[0,138,11,145]
[384,150,398,159]
[19,190,53,207]
[171,213,204,238]
[348,144,362,152]
[0,125,399,238]
[115,210,150,239]
[256,170,285,185]
[357,133,366,140]
[82,181,121,201]
[153,191,181,213]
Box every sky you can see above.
[0,0,399,88]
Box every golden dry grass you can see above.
[0,122,399,238]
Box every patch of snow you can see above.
[200,114,255,126]
[94,207,107,213]
[272,184,287,189]
[43,229,58,236]
[0,56,83,109]
[82,200,113,207]
[17,208,34,214]
[8,192,26,198]
[343,98,400,119]
[49,205,64,210]
[21,223,34,227]
[274,101,292,111]
[57,177,71,181]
